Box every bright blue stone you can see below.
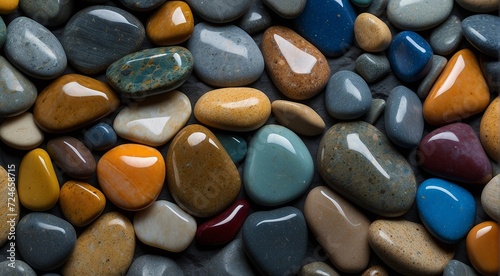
[293,0,356,57]
[388,31,433,82]
[83,122,117,151]
[416,178,476,244]
[214,132,247,163]
[244,124,314,206]
[462,14,500,58]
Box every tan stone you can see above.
[354,13,392,52]
[272,100,325,136]
[480,96,500,162]
[482,174,500,222]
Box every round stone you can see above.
[462,14,500,58]
[482,174,500,222]
[354,13,391,52]
[480,96,500,162]
[19,0,74,27]
[83,122,117,151]
[466,221,499,275]
[0,56,37,117]
[0,166,20,246]
[126,255,183,276]
[146,1,194,45]
[271,100,325,136]
[0,112,44,150]
[59,180,106,227]
[430,15,463,56]
[387,0,453,31]
[47,136,96,179]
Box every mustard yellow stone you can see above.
[354,13,392,52]
[147,1,194,45]
[194,87,271,132]
[18,148,59,211]
[480,97,500,162]
[0,165,19,246]
[59,181,106,227]
[0,0,18,14]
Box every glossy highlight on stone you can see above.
[146,1,194,45]
[466,221,499,276]
[388,31,433,82]
[119,0,166,11]
[387,0,453,31]
[271,100,326,136]
[354,13,391,52]
[462,14,500,58]
[47,136,96,179]
[19,0,74,27]
[83,122,117,151]
[0,56,37,117]
[0,112,44,150]
[59,181,106,227]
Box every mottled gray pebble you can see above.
[443,260,478,276]
[387,0,453,31]
[263,0,306,19]
[481,54,500,93]
[19,0,74,27]
[0,17,6,48]
[417,55,447,99]
[355,53,390,83]
[207,239,255,276]
[238,0,272,35]
[118,0,167,11]
[0,56,37,117]
[366,0,388,17]
[0,260,37,276]
[185,0,252,23]
[430,15,462,56]
[126,255,184,276]
[363,98,386,125]
[300,261,340,276]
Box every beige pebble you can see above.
[480,96,500,162]
[362,265,390,276]
[0,166,19,246]
[0,112,44,150]
[354,13,392,52]
[300,261,340,276]
[482,174,500,222]
[272,100,325,136]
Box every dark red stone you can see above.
[417,122,492,185]
[195,198,250,246]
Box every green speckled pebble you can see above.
[317,121,416,217]
[106,46,193,98]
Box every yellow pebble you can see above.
[59,181,106,227]
[0,0,19,14]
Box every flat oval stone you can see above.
[244,124,314,206]
[262,0,305,18]
[237,0,272,35]
[304,186,371,273]
[423,49,490,126]
[0,166,20,246]
[388,31,433,82]
[384,86,424,148]
[301,262,340,276]
[194,87,271,132]
[417,122,492,185]
[416,55,448,100]
[261,25,330,100]
[62,212,135,275]
[0,260,36,276]
[293,0,356,56]
[417,178,476,243]
[354,13,391,52]
[62,5,145,74]
[207,239,255,276]
[430,15,463,56]
[113,91,191,146]
[119,0,166,11]
[271,100,325,136]
[0,17,5,48]
[0,112,44,150]
[363,98,386,125]
[17,212,76,270]
[18,148,60,211]
[317,121,417,217]
[0,0,18,14]
[107,47,193,98]
[33,74,120,133]
[195,198,250,246]
[355,53,390,83]
[134,200,196,252]
[325,70,372,120]
[83,122,117,151]
[214,132,248,163]
[480,97,500,162]
[482,174,500,222]
[463,14,500,58]
[167,124,241,217]
[97,144,165,211]
[127,255,183,276]
[0,56,37,117]
[387,0,453,31]
[242,206,308,275]
[146,1,194,45]
[369,220,455,275]
[187,23,264,87]
[456,0,500,13]
[59,180,106,227]
[466,221,499,275]
[19,0,73,27]
[444,260,478,276]
[47,136,96,179]
[184,0,251,23]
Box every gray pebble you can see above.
[417,55,447,100]
[363,98,386,125]
[387,0,453,31]
[430,15,462,56]
[0,56,37,117]
[480,54,500,94]
[262,0,306,19]
[366,0,388,17]
[355,53,390,83]
[0,16,6,48]
[463,14,500,58]
[19,0,74,27]
[0,260,37,276]
[238,0,272,35]
[443,260,478,276]
[185,0,252,23]
[126,255,184,276]
[207,239,255,276]
[118,0,167,11]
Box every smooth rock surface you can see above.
[167,124,241,217]
[369,220,455,275]
[59,180,106,227]
[146,1,193,45]
[83,122,117,151]
[361,265,389,276]
[363,98,386,125]
[119,0,166,11]
[185,0,251,23]
[463,14,500,58]
[354,13,391,52]
[262,25,330,100]
[0,260,36,276]
[300,262,340,276]
[317,121,417,217]
[481,54,500,93]
[97,144,165,211]
[126,255,184,276]
[207,239,255,276]
[0,56,37,117]
[272,100,325,136]
[430,15,462,56]
[366,0,388,16]
[387,0,453,31]
[113,91,191,146]
[355,53,390,83]
[466,221,499,275]
[482,174,500,222]
[0,112,44,150]
[134,200,196,252]
[62,5,145,74]
[262,0,305,18]
[388,31,433,82]
[244,124,314,206]
[0,17,5,47]
[47,136,96,179]
[480,96,500,162]
[444,260,479,276]
[0,166,19,246]
[237,0,272,35]
[416,55,447,100]
[62,212,135,275]
[19,0,74,27]
[214,132,248,163]
[456,0,500,13]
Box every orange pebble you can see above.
[59,181,106,227]
[466,221,499,276]
[146,1,194,45]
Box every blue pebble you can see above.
[462,14,500,58]
[325,70,372,120]
[83,122,117,151]
[293,0,356,57]
[416,178,476,244]
[480,54,500,93]
[388,31,433,82]
[214,132,247,163]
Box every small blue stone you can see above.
[214,132,247,163]
[463,14,500,58]
[388,31,433,82]
[83,122,117,151]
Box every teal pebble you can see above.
[0,17,6,48]
[214,132,247,163]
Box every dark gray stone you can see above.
[126,255,183,276]
[19,0,74,27]
[262,0,306,19]
[118,0,167,11]
[481,54,500,94]
[238,0,272,35]
[463,14,500,58]
[0,16,6,48]
[366,0,388,17]
[185,0,252,23]
[430,15,462,56]
[417,55,447,99]
[0,56,37,117]
[443,260,478,276]
[0,260,36,276]
[355,53,390,83]
[363,98,386,125]
[207,239,255,276]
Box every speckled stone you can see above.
[0,112,44,150]
[237,0,272,35]
[317,121,417,217]
[463,14,500,58]
[355,53,390,83]
[107,47,193,98]
[185,0,251,23]
[0,166,19,246]
[0,56,37,117]
[482,174,500,222]
[480,97,500,162]
[5,17,66,79]
[262,0,306,18]
[455,0,500,12]
[368,220,455,275]
[47,136,96,179]
[363,98,386,125]
[481,54,500,93]
[62,212,135,275]
[207,239,255,276]
[83,122,117,151]
[354,13,391,52]
[146,1,193,45]
[443,260,478,276]
[59,180,106,227]
[62,5,145,74]
[0,16,6,47]
[17,212,76,271]
[261,25,330,100]
[0,260,36,276]
[214,132,247,163]
[301,262,340,276]
[126,255,184,276]
[387,0,453,31]
[272,100,326,136]
[19,0,73,27]
[430,15,462,56]
[325,70,372,120]
[119,0,166,11]
[366,0,388,17]
[187,22,264,87]
[417,55,447,100]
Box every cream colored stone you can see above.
[482,174,500,222]
[301,261,340,276]
[272,100,325,136]
[0,166,19,246]
[354,13,392,52]
[0,112,43,150]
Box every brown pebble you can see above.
[272,100,325,136]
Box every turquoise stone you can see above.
[214,132,247,163]
[244,124,314,206]
[107,47,193,98]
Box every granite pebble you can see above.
[388,31,433,82]
[19,0,73,27]
[0,56,37,117]
[463,14,500,58]
[237,0,272,35]
[416,55,447,100]
[482,174,500,222]
[83,122,117,151]
[262,0,306,18]
[126,255,184,276]
[185,0,251,23]
[430,15,463,56]
[355,53,390,83]
[207,239,255,276]
[387,0,453,31]
[47,136,96,179]
[0,112,44,150]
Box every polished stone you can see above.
[146,1,193,45]
[167,124,241,217]
[354,13,391,52]
[97,144,165,211]
[0,260,36,275]
[0,56,37,117]
[417,55,447,100]
[366,0,388,16]
[444,260,478,276]
[317,121,417,217]
[185,0,251,23]
[0,112,44,150]
[466,221,499,275]
[207,239,255,276]
[482,174,500,222]
[237,0,272,35]
[262,0,305,18]
[59,180,106,227]
[4,16,68,79]
[456,0,500,13]
[195,87,271,131]
[19,0,74,27]
[0,166,19,246]
[301,262,340,276]
[480,97,500,162]
[47,136,96,179]
[361,265,389,276]
[214,132,247,163]
[272,100,325,136]
[126,255,184,276]
[430,15,462,56]
[17,212,76,270]
[388,31,433,82]
[113,91,191,146]
[62,5,145,74]
[33,74,120,133]
[481,54,500,93]
[119,0,166,11]
[244,124,314,206]
[83,122,117,151]
[355,53,390,83]
[134,200,196,252]
[261,25,330,100]
[0,0,18,14]
[463,14,500,58]
[387,0,453,31]
[107,47,193,98]
[363,98,386,125]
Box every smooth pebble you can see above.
[146,1,194,45]
[83,122,117,151]
[47,136,96,179]
[355,53,390,83]
[0,56,37,117]
[388,31,433,82]
[480,96,500,162]
[482,174,500,222]
[271,100,326,136]
[462,14,500,58]
[262,0,306,18]
[19,0,73,27]
[416,55,447,100]
[119,0,166,11]
[387,0,453,31]
[0,260,36,276]
[0,112,44,150]
[481,54,500,93]
[237,0,272,35]
[354,13,391,52]
[430,15,463,56]
[0,0,19,14]
[455,0,500,12]
[214,132,248,163]
[466,221,499,276]
[362,98,386,125]
[126,255,184,276]
[207,239,255,276]
[59,180,106,227]
[300,262,340,276]
[366,0,388,17]
[444,260,479,276]
[185,0,251,23]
